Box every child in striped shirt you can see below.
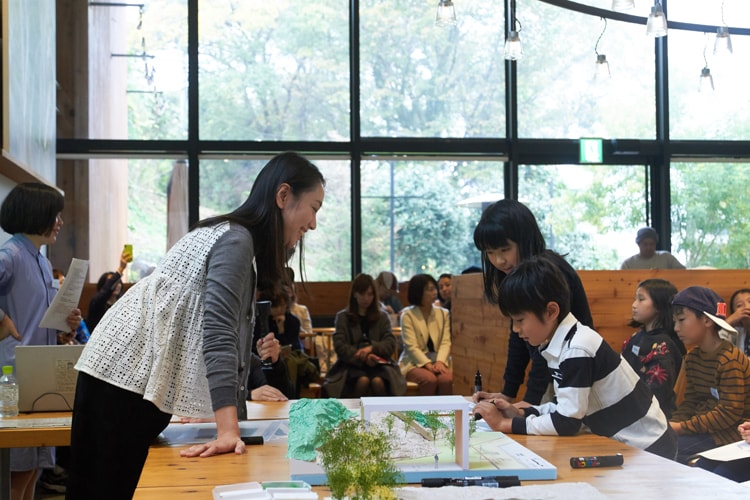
[472,254,677,459]
[669,286,750,467]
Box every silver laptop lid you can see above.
[14,344,84,412]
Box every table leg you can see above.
[1,448,10,500]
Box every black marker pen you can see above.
[570,453,623,468]
[241,436,264,445]
[421,475,520,488]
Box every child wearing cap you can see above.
[669,286,750,468]
[472,254,677,459]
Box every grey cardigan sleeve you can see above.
[202,225,256,412]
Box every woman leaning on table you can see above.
[398,273,453,395]
[66,152,325,500]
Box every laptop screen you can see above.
[14,344,84,412]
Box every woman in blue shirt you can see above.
[0,182,81,500]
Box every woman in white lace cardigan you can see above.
[67,152,325,499]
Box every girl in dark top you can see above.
[622,278,686,419]
[324,273,406,398]
[472,199,593,405]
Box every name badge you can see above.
[710,387,720,400]
[51,279,60,290]
[631,345,640,356]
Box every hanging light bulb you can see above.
[714,1,732,56]
[612,0,635,11]
[699,33,714,92]
[595,54,611,81]
[504,30,522,61]
[699,67,714,92]
[435,0,457,27]
[593,18,610,81]
[646,2,668,38]
[504,17,523,61]
[714,27,732,56]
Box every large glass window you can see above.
[126,159,184,279]
[359,0,506,138]
[198,0,350,141]
[360,159,503,279]
[518,164,647,269]
[668,29,750,140]
[670,162,750,268]
[88,0,188,140]
[518,0,655,139]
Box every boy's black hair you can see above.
[0,182,64,235]
[498,254,571,322]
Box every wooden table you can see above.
[0,412,71,500]
[135,401,750,499]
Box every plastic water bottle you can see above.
[0,365,19,417]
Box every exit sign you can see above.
[579,138,603,163]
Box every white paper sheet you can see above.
[39,258,89,332]
[698,440,750,462]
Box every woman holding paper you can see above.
[0,182,81,500]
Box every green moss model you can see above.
[315,418,404,500]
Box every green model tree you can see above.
[316,418,403,500]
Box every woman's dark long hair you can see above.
[473,199,546,305]
[194,152,324,294]
[346,273,381,323]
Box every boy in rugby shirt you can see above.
[669,286,750,469]
[472,254,676,459]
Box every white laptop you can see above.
[15,344,85,412]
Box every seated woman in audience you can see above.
[253,287,302,353]
[254,286,318,397]
[285,267,314,347]
[376,271,403,325]
[436,273,452,311]
[248,332,294,401]
[399,274,453,395]
[324,273,406,398]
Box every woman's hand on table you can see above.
[180,405,245,458]
[180,433,246,458]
